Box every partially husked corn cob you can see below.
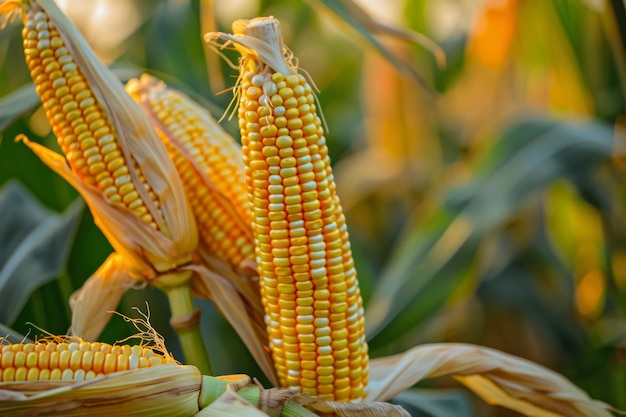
[140,80,250,225]
[126,76,254,266]
[0,341,175,382]
[208,17,369,401]
[14,0,160,230]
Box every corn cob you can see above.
[12,0,161,231]
[207,18,369,401]
[0,341,175,382]
[125,75,254,267]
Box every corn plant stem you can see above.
[162,275,213,375]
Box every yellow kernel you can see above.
[14,351,27,367]
[271,73,285,83]
[47,368,62,380]
[26,368,40,381]
[287,118,303,130]
[280,167,297,178]
[103,353,117,373]
[58,350,71,369]
[247,86,262,99]
[14,367,28,381]
[92,351,105,372]
[284,97,298,108]
[117,354,129,371]
[260,125,277,138]
[271,94,283,107]
[285,75,299,87]
[258,106,272,117]
[69,350,82,370]
[24,351,38,368]
[1,351,13,368]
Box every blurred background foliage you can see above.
[0,0,625,415]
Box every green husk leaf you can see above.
[195,391,271,417]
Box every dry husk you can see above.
[1,341,614,417]
[14,0,197,274]
[366,343,616,417]
[2,0,201,344]
[68,253,138,341]
[0,365,202,417]
[187,252,277,386]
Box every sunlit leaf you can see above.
[0,181,83,324]
[366,118,614,343]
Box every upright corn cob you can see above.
[125,75,254,267]
[0,341,176,382]
[10,0,162,231]
[207,18,369,401]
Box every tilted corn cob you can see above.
[1,0,207,372]
[0,340,175,382]
[2,0,200,275]
[125,75,255,267]
[207,18,369,401]
[4,0,164,233]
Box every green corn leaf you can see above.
[0,83,39,133]
[0,322,32,343]
[0,181,83,324]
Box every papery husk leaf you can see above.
[184,261,277,386]
[205,18,294,77]
[198,250,263,333]
[302,399,409,417]
[454,375,563,417]
[366,343,614,417]
[0,365,202,417]
[194,391,271,417]
[69,252,138,341]
[21,137,179,279]
[18,0,197,272]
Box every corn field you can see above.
[0,0,624,416]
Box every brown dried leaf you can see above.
[367,343,615,417]
[69,253,138,341]
[39,0,196,250]
[184,261,277,387]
